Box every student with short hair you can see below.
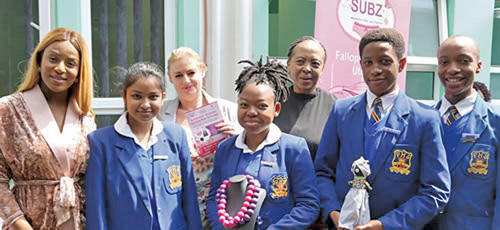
[314,28,451,230]
[432,35,500,230]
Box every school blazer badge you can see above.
[468,150,489,175]
[271,175,288,199]
[167,165,182,189]
[389,149,413,175]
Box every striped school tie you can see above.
[445,106,459,126]
[370,97,383,123]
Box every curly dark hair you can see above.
[473,81,491,102]
[359,28,405,59]
[235,56,292,102]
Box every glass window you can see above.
[96,115,121,129]
[407,0,439,57]
[0,0,39,225]
[268,0,316,58]
[406,71,435,100]
[90,0,165,98]
[406,0,441,101]
[490,73,500,99]
[91,0,165,127]
[491,1,500,65]
[0,1,39,98]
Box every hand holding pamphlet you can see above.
[185,102,228,157]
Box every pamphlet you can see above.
[185,102,227,157]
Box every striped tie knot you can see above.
[445,106,459,126]
[370,97,383,123]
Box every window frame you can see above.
[492,6,500,105]
[492,66,500,105]
[88,0,177,115]
[405,0,447,104]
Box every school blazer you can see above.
[206,134,320,230]
[433,97,500,230]
[315,91,451,230]
[85,123,202,230]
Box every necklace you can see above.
[216,175,261,227]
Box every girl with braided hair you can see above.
[207,57,320,229]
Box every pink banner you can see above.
[315,0,412,98]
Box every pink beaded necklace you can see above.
[216,175,261,227]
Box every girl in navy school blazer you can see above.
[85,62,202,230]
[206,58,320,230]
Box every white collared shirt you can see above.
[365,85,400,119]
[235,123,282,154]
[439,90,477,122]
[114,112,164,150]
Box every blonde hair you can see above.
[16,27,94,116]
[167,47,207,74]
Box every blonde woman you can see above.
[0,28,95,230]
[159,47,239,228]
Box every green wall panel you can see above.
[446,0,495,87]
[406,71,435,100]
[55,0,81,31]
[269,0,316,57]
[490,73,500,99]
[254,0,269,61]
[177,0,200,53]
[491,1,500,65]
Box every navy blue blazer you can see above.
[206,133,320,230]
[315,91,451,230]
[433,97,500,229]
[85,122,202,230]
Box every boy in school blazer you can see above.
[431,35,500,229]
[86,122,202,230]
[314,28,451,230]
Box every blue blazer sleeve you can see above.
[314,102,342,222]
[86,131,109,230]
[493,140,500,229]
[267,137,320,230]
[491,106,500,229]
[178,127,203,230]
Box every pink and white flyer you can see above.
[185,102,227,158]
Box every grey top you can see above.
[273,87,336,160]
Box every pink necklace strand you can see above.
[216,175,261,227]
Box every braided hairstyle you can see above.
[235,56,292,102]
